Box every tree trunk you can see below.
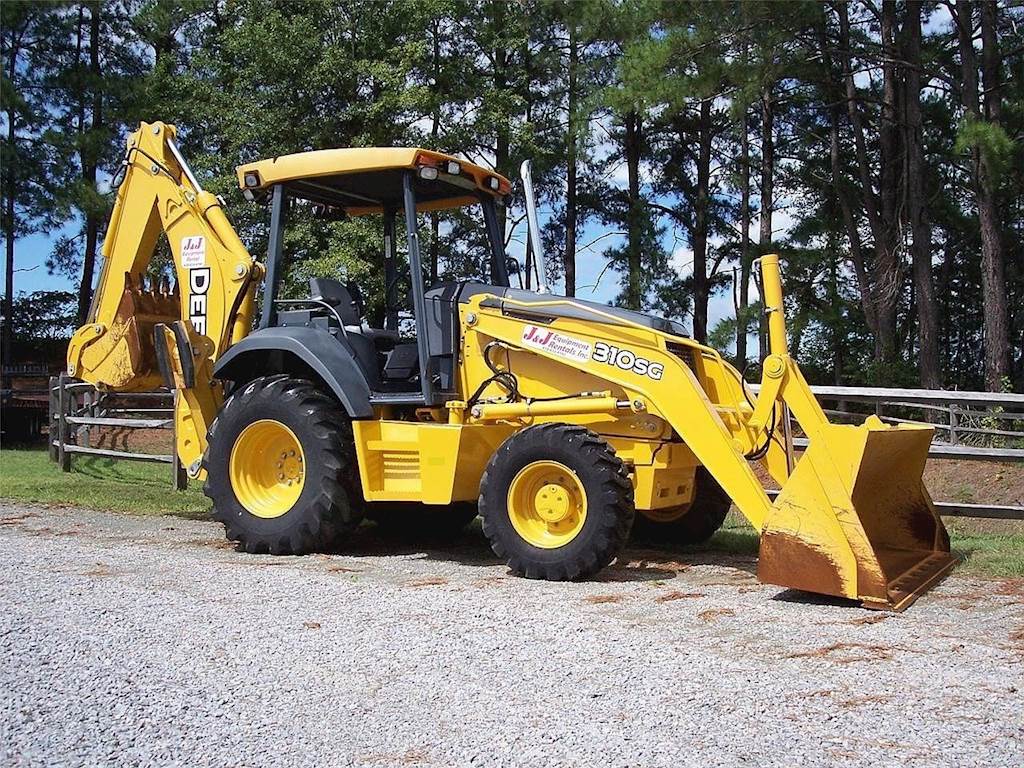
[957,0,1010,390]
[875,0,902,365]
[563,22,578,297]
[692,99,712,343]
[978,0,1010,389]
[491,3,509,238]
[830,117,876,337]
[2,24,19,382]
[817,6,877,340]
[736,101,751,366]
[903,0,941,388]
[828,237,843,385]
[77,3,102,324]
[837,1,898,365]
[428,18,441,283]
[758,84,774,359]
[623,110,642,310]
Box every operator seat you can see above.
[307,278,381,387]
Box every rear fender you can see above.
[213,326,373,418]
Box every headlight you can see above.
[243,171,260,188]
[446,161,461,175]
[418,166,439,180]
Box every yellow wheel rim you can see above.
[229,419,305,519]
[640,503,692,524]
[507,460,587,549]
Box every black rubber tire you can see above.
[479,423,634,581]
[203,375,363,554]
[632,468,731,546]
[367,501,479,537]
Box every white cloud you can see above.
[670,246,694,278]
[923,4,953,34]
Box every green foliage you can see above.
[955,117,1016,176]
[9,291,78,343]
[3,0,1023,392]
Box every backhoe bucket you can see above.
[758,416,957,611]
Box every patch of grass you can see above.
[702,511,1024,579]
[0,449,210,519]
[947,526,1024,578]
[952,484,976,503]
[698,511,759,556]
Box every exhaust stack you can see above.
[519,160,550,294]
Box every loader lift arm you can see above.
[457,254,956,609]
[67,121,261,475]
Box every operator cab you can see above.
[236,148,513,406]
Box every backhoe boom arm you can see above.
[67,121,260,474]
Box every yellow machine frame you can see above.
[69,121,956,610]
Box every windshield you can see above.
[259,174,509,331]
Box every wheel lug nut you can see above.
[278,474,285,480]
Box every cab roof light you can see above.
[445,160,461,176]
[418,166,439,181]
[487,176,500,191]
[243,171,261,188]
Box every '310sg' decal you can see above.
[593,342,664,380]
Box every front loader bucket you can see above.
[758,416,957,611]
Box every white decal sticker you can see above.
[181,236,206,269]
[188,267,211,335]
[593,341,664,380]
[521,324,592,362]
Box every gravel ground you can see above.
[0,503,1021,768]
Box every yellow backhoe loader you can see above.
[68,121,957,610]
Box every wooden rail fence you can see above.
[48,374,186,490]
[751,384,1024,520]
[49,377,1022,518]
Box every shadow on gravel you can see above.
[317,521,761,584]
[770,587,862,611]
[337,523,503,569]
[203,511,762,585]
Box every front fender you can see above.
[213,326,373,418]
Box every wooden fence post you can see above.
[81,388,92,449]
[949,406,959,446]
[48,376,59,462]
[57,374,71,472]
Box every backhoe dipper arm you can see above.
[67,121,260,475]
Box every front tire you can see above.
[203,375,363,554]
[480,423,634,581]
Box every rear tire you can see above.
[480,423,634,581]
[632,468,730,546]
[203,375,363,554]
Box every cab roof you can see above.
[235,147,511,215]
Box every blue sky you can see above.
[7,226,78,295]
